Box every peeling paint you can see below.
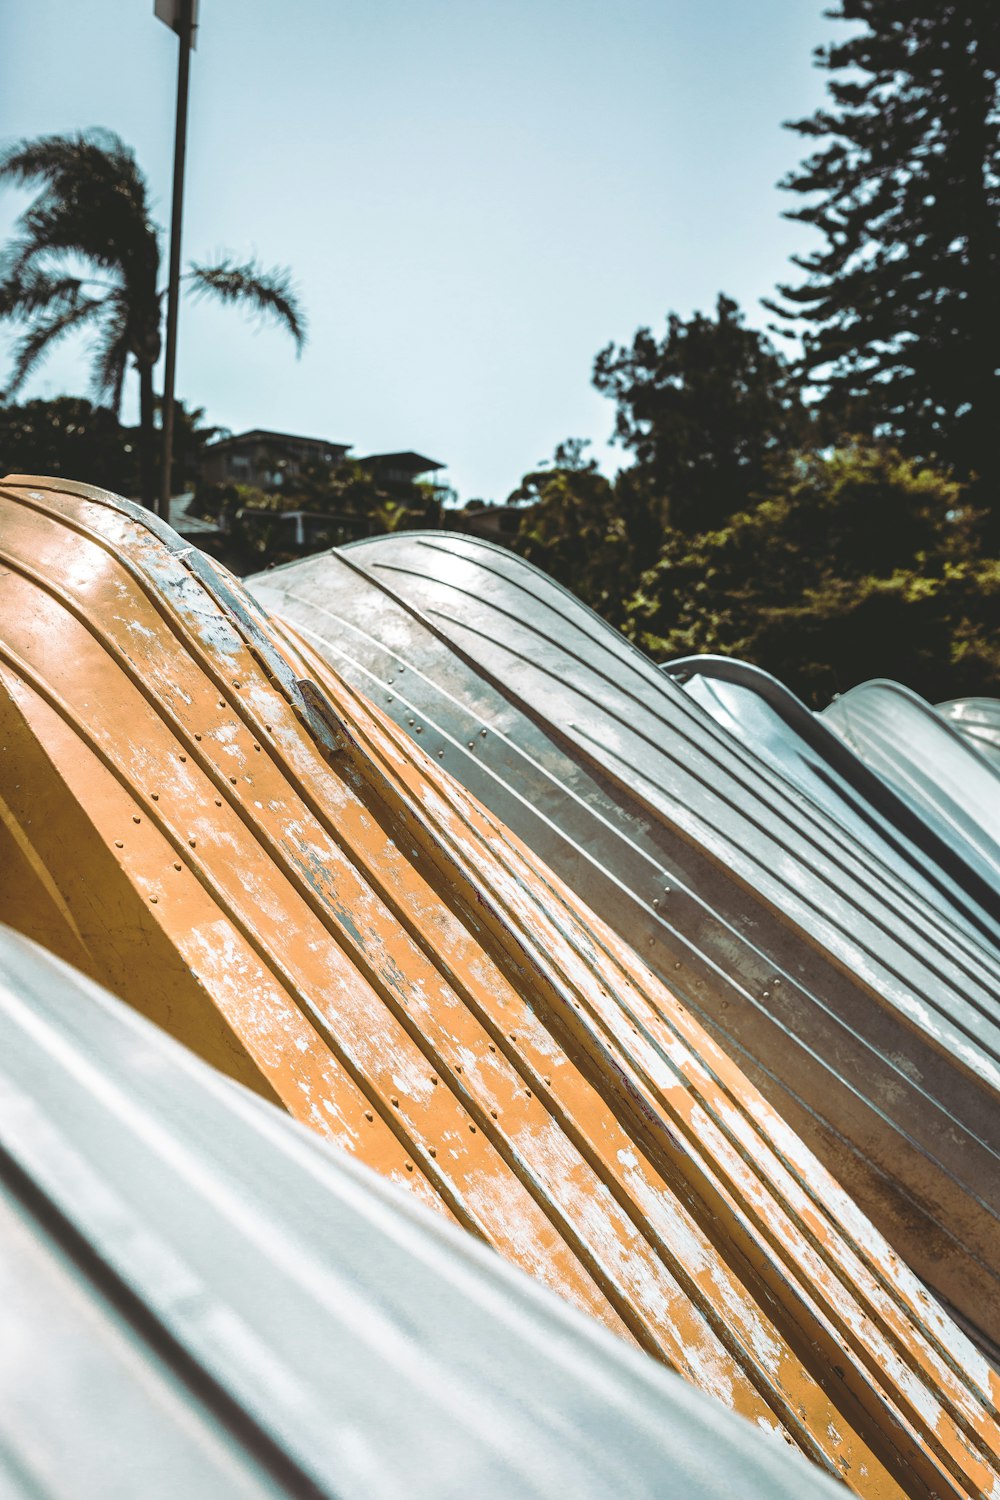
[1,477,999,1500]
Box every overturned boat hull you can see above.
[247,532,1000,1354]
[936,695,1000,771]
[1,923,868,1500]
[821,679,1000,886]
[667,654,999,945]
[2,478,1000,1499]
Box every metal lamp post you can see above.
[155,0,198,520]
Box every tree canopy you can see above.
[593,293,808,532]
[0,396,139,494]
[511,446,628,626]
[767,2,1000,506]
[0,395,219,497]
[624,444,999,705]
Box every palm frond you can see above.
[185,257,307,350]
[0,264,86,320]
[0,129,139,196]
[0,131,158,282]
[16,204,119,277]
[0,134,92,187]
[90,297,132,411]
[0,201,123,290]
[0,233,54,283]
[4,295,103,396]
[0,130,160,402]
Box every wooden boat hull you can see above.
[2,478,999,1500]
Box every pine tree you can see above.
[768,3,1000,508]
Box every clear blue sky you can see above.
[1,1,832,502]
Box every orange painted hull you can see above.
[0,475,998,1500]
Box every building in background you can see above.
[201,432,446,503]
[200,429,351,490]
[196,429,449,571]
[355,450,445,497]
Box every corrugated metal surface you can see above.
[668,655,999,948]
[245,531,1000,1355]
[0,923,862,1500]
[4,479,1000,1500]
[821,681,1000,887]
[937,696,1000,771]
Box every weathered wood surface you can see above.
[1,479,999,1499]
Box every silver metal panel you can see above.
[247,534,1000,1352]
[0,924,852,1500]
[936,696,1000,772]
[823,680,1000,888]
[667,655,999,947]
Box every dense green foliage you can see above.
[511,297,809,624]
[593,294,808,532]
[767,2,1000,505]
[511,442,649,628]
[513,301,811,623]
[284,457,446,533]
[625,445,999,705]
[0,397,139,493]
[0,130,304,506]
[0,395,217,496]
[513,434,1000,704]
[196,457,445,569]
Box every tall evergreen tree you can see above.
[768,3,1000,506]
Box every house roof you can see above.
[168,491,222,536]
[358,451,444,473]
[205,428,351,453]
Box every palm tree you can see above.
[0,129,306,506]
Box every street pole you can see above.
[158,0,194,520]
